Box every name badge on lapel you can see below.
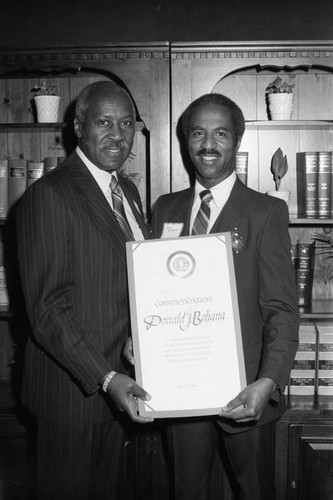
[161,223,184,239]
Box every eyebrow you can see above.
[190,125,230,132]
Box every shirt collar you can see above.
[194,172,237,209]
[76,146,117,195]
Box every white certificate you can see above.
[126,233,246,418]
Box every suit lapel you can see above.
[210,179,246,234]
[176,188,195,235]
[68,155,126,246]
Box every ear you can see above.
[235,138,242,153]
[74,118,81,138]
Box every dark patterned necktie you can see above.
[191,190,213,235]
[110,176,134,241]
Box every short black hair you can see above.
[181,93,245,144]
[75,80,135,123]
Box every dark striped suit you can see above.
[152,178,299,499]
[16,151,150,498]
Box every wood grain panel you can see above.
[299,75,333,120]
[149,58,170,205]
[213,75,257,120]
[171,59,192,192]
[0,80,7,159]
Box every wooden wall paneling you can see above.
[299,126,333,153]
[122,123,148,216]
[5,79,35,124]
[170,58,191,193]
[149,58,170,206]
[39,127,66,164]
[190,59,242,100]
[0,321,12,382]
[0,79,8,159]
[213,74,258,120]
[298,74,333,120]
[0,79,6,123]
[6,79,40,162]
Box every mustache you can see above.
[104,139,125,148]
[196,148,221,156]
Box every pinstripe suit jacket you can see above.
[152,177,299,433]
[16,151,150,426]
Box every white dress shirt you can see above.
[190,172,237,233]
[76,147,144,240]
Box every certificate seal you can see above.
[166,251,196,278]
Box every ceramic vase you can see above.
[266,190,291,208]
[34,95,60,123]
[268,93,294,120]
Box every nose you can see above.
[108,123,124,141]
[201,131,216,150]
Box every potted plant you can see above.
[32,82,60,123]
[265,76,295,120]
[266,147,291,207]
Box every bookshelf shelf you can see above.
[246,120,333,128]
[298,300,333,319]
[289,218,333,225]
[288,394,333,412]
[0,121,145,131]
[0,123,67,130]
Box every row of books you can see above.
[236,150,333,220]
[0,157,65,218]
[286,324,333,396]
[297,151,333,219]
[291,241,315,307]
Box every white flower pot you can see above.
[268,93,294,120]
[34,95,60,123]
[266,190,291,208]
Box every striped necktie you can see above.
[191,190,213,235]
[110,175,134,241]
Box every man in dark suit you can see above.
[151,93,299,499]
[16,81,153,500]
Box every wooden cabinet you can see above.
[1,40,333,499]
[276,405,333,500]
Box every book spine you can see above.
[0,159,8,219]
[331,152,333,218]
[289,371,315,395]
[289,325,317,395]
[0,231,9,308]
[318,329,333,395]
[27,161,44,188]
[294,242,315,306]
[8,159,27,212]
[317,151,331,219]
[235,152,248,186]
[296,152,318,218]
